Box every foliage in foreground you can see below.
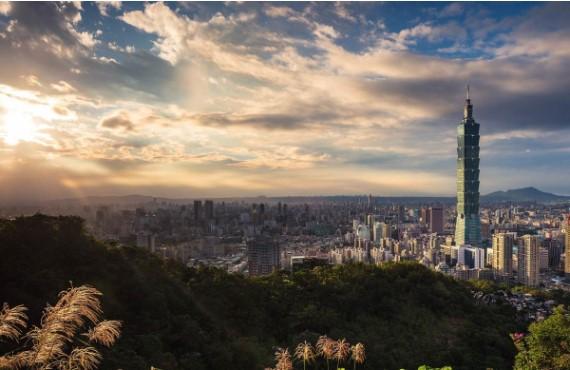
[1,215,517,369]
[513,305,570,370]
[0,285,121,369]
[267,336,365,370]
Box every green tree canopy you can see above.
[514,305,570,370]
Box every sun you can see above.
[2,111,38,145]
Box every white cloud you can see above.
[50,80,76,93]
[314,23,340,40]
[264,6,295,18]
[97,1,122,17]
[334,2,357,23]
[21,75,42,88]
[70,29,99,49]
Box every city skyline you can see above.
[1,2,570,204]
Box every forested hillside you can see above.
[0,215,517,369]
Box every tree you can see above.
[350,343,365,370]
[316,335,335,370]
[294,341,315,370]
[333,339,350,370]
[514,305,570,370]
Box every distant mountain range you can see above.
[6,187,568,208]
[481,187,570,203]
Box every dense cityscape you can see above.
[7,193,568,288]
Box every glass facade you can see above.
[455,92,481,247]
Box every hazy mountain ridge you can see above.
[482,187,570,203]
[4,187,567,208]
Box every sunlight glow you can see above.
[2,111,38,145]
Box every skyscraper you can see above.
[193,200,203,222]
[518,235,540,287]
[420,207,430,227]
[455,86,481,247]
[429,206,444,234]
[204,200,214,220]
[544,238,561,270]
[564,214,570,278]
[247,235,280,276]
[492,233,514,278]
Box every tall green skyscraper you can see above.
[455,87,481,247]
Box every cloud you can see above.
[0,2,96,59]
[334,2,357,23]
[99,111,134,131]
[97,1,121,17]
[264,6,296,18]
[108,42,136,53]
[21,75,42,88]
[50,80,76,93]
[0,2,569,199]
[386,21,467,49]
[440,3,464,18]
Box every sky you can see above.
[0,1,569,203]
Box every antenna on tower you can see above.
[466,84,470,100]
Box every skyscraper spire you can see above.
[464,85,473,120]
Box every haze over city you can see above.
[1,2,570,204]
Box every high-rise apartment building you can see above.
[455,87,481,247]
[518,235,540,287]
[247,235,280,276]
[204,200,214,220]
[373,221,383,242]
[544,238,561,270]
[492,233,514,278]
[367,214,376,230]
[456,245,485,269]
[565,216,570,278]
[429,206,444,234]
[481,219,491,241]
[420,207,430,227]
[193,200,203,222]
[381,222,391,240]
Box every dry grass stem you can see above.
[0,304,28,342]
[84,320,122,347]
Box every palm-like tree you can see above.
[350,343,365,370]
[316,335,335,370]
[294,340,315,370]
[274,347,293,370]
[334,338,350,370]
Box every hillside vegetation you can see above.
[0,215,517,369]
